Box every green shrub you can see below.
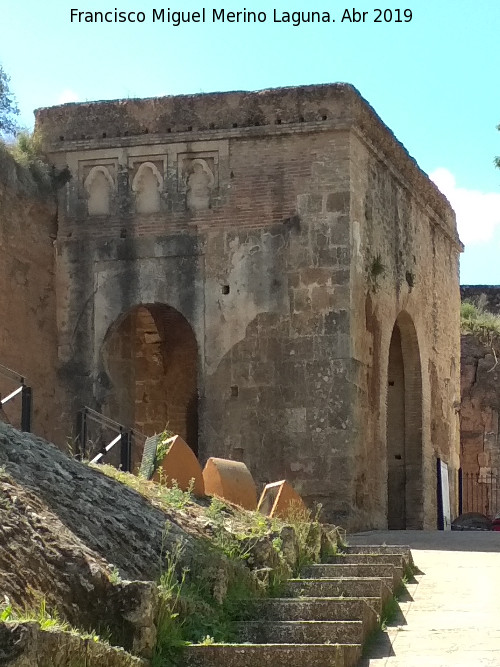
[461,298,500,349]
[2,130,71,193]
[8,131,52,190]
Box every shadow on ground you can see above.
[348,529,500,553]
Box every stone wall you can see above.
[0,150,61,442]
[35,84,461,529]
[460,334,500,475]
[460,286,500,516]
[349,129,462,529]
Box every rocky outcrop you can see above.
[0,422,202,581]
[0,421,237,659]
[0,421,345,665]
[0,622,147,667]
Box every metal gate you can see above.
[459,469,499,519]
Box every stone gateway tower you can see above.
[35,84,462,530]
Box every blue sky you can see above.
[2,0,499,283]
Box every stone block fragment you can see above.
[202,457,257,510]
[257,479,307,519]
[154,435,205,496]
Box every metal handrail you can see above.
[0,363,32,432]
[0,362,25,384]
[91,433,123,464]
[77,406,145,472]
[1,386,23,405]
[82,406,131,434]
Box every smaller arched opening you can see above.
[386,311,423,529]
[101,303,198,468]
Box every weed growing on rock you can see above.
[285,502,323,573]
[108,565,122,585]
[205,496,227,519]
[154,429,176,470]
[153,541,189,667]
[153,530,258,663]
[94,464,196,512]
[158,478,194,510]
[380,593,402,631]
[0,596,106,643]
[199,635,215,645]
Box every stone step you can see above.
[236,619,364,644]
[284,577,393,611]
[326,553,406,568]
[182,643,362,667]
[240,596,379,627]
[302,562,402,588]
[342,544,414,566]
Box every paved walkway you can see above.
[349,530,500,667]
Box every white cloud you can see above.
[57,89,80,104]
[430,168,500,245]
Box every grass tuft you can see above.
[0,596,106,644]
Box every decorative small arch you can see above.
[187,159,215,186]
[132,162,163,214]
[84,166,114,216]
[186,158,215,211]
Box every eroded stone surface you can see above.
[0,150,62,443]
[0,622,147,667]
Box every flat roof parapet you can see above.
[35,83,355,142]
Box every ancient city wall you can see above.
[0,149,61,442]
[460,286,500,516]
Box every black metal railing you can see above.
[76,407,145,473]
[0,363,32,432]
[459,468,499,519]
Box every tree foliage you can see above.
[0,64,19,136]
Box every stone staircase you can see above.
[183,544,414,667]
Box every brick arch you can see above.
[386,310,423,529]
[101,303,198,467]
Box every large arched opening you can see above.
[101,303,198,467]
[386,311,423,529]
